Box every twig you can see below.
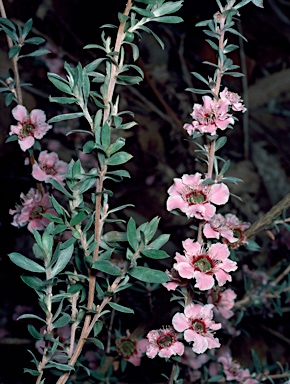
[245,193,290,238]
[0,0,23,105]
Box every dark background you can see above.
[1,0,290,383]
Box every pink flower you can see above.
[222,214,250,249]
[116,335,149,366]
[220,87,247,113]
[9,105,52,151]
[32,150,68,186]
[203,214,238,243]
[184,96,234,136]
[146,326,184,359]
[207,288,237,319]
[172,303,221,354]
[218,352,258,383]
[9,188,56,232]
[173,239,237,291]
[167,173,229,221]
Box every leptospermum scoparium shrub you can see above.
[1,0,290,383]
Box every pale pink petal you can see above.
[183,238,201,255]
[30,109,47,124]
[12,105,28,122]
[19,136,35,151]
[203,223,220,239]
[215,269,232,286]
[172,313,189,332]
[209,183,229,205]
[194,272,215,290]
[146,345,158,359]
[192,333,208,354]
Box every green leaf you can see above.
[215,136,227,151]
[92,260,122,276]
[128,266,169,283]
[48,112,84,124]
[141,249,169,259]
[86,337,104,350]
[127,217,138,250]
[149,234,170,249]
[49,96,77,104]
[23,369,41,377]
[51,244,74,278]
[24,37,45,45]
[132,6,154,17]
[53,314,71,329]
[45,362,74,372]
[47,178,73,198]
[107,151,133,166]
[108,302,134,314]
[47,72,72,94]
[191,71,209,85]
[28,324,43,340]
[70,211,87,226]
[8,253,45,273]
[22,18,33,38]
[17,314,46,323]
[21,275,44,291]
[85,58,106,73]
[19,49,50,59]
[8,45,21,59]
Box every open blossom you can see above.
[167,173,229,221]
[218,352,258,383]
[116,334,149,366]
[222,214,250,249]
[9,105,52,151]
[173,238,237,291]
[32,150,68,186]
[173,303,221,354]
[184,96,234,136]
[220,87,247,113]
[207,288,237,319]
[9,188,55,232]
[204,214,238,243]
[146,326,184,359]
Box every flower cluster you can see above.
[167,173,229,220]
[9,188,56,232]
[146,326,184,359]
[173,239,237,291]
[9,105,52,151]
[218,352,259,383]
[172,303,221,354]
[116,334,148,366]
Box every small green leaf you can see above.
[151,16,183,23]
[24,37,45,45]
[128,266,169,283]
[92,260,122,276]
[17,314,46,323]
[8,45,21,59]
[51,244,74,278]
[70,211,87,226]
[108,302,134,314]
[47,178,73,198]
[19,49,50,59]
[28,324,43,340]
[47,73,72,94]
[48,112,84,124]
[23,369,41,377]
[127,217,138,251]
[22,18,33,38]
[107,151,133,166]
[53,314,71,329]
[86,337,104,350]
[49,96,77,104]
[21,275,44,291]
[45,362,74,371]
[8,253,45,273]
[141,249,169,259]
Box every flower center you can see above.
[30,206,44,219]
[192,319,206,334]
[22,123,35,136]
[41,164,57,175]
[157,334,174,348]
[116,338,136,358]
[194,255,212,272]
[186,190,205,205]
[233,229,242,239]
